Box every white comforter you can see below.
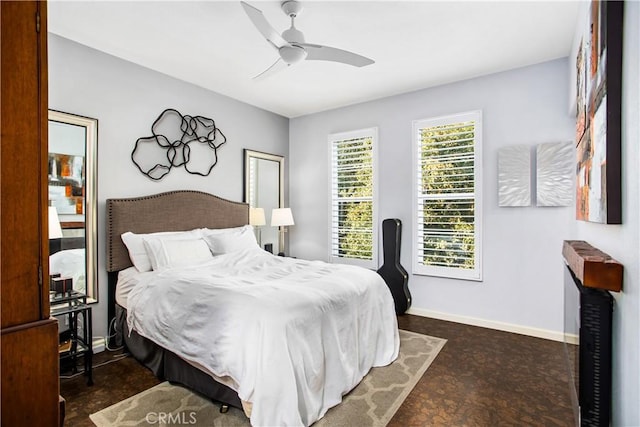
[127,248,399,426]
[49,248,86,292]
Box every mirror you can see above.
[244,149,284,254]
[48,110,98,302]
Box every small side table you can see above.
[51,291,93,386]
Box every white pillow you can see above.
[200,225,248,237]
[143,238,213,270]
[121,229,201,272]
[203,225,258,255]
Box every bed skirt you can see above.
[116,304,243,410]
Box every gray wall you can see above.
[289,59,575,335]
[569,3,640,424]
[49,34,289,340]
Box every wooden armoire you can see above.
[1,1,60,425]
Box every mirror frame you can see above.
[243,149,285,248]
[48,110,98,302]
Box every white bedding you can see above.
[49,248,86,292]
[126,248,399,426]
[115,266,150,308]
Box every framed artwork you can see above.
[575,0,623,224]
[48,153,85,215]
[575,39,586,144]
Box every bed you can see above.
[106,190,399,426]
[50,237,86,293]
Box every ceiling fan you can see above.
[240,0,375,79]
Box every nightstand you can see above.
[51,291,93,386]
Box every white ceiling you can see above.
[48,1,580,118]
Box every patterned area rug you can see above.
[90,330,445,426]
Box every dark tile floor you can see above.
[61,315,575,426]
[391,316,575,427]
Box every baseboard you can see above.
[406,307,579,345]
[93,337,105,353]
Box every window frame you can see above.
[328,127,379,269]
[412,111,483,281]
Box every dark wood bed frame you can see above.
[106,190,249,410]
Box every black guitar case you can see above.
[377,218,411,314]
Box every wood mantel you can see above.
[562,240,623,292]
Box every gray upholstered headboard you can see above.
[106,190,249,273]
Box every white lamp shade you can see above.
[271,208,294,227]
[249,207,266,226]
[48,206,63,239]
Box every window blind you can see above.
[329,128,378,268]
[413,112,482,280]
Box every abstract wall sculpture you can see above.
[132,109,227,180]
[574,1,623,223]
[536,141,574,207]
[498,145,531,207]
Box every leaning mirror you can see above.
[48,110,98,302]
[244,149,284,254]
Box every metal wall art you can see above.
[536,141,574,207]
[132,108,227,180]
[498,145,531,207]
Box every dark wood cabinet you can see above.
[1,1,60,425]
[1,320,59,426]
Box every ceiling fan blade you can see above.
[298,43,374,67]
[253,58,289,80]
[241,2,289,49]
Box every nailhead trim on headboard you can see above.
[106,190,249,273]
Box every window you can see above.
[412,111,482,280]
[329,128,378,269]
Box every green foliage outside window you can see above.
[419,122,475,269]
[333,137,373,260]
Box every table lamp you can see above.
[249,207,266,245]
[48,206,63,239]
[271,208,294,256]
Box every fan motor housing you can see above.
[282,27,305,44]
[279,45,307,64]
